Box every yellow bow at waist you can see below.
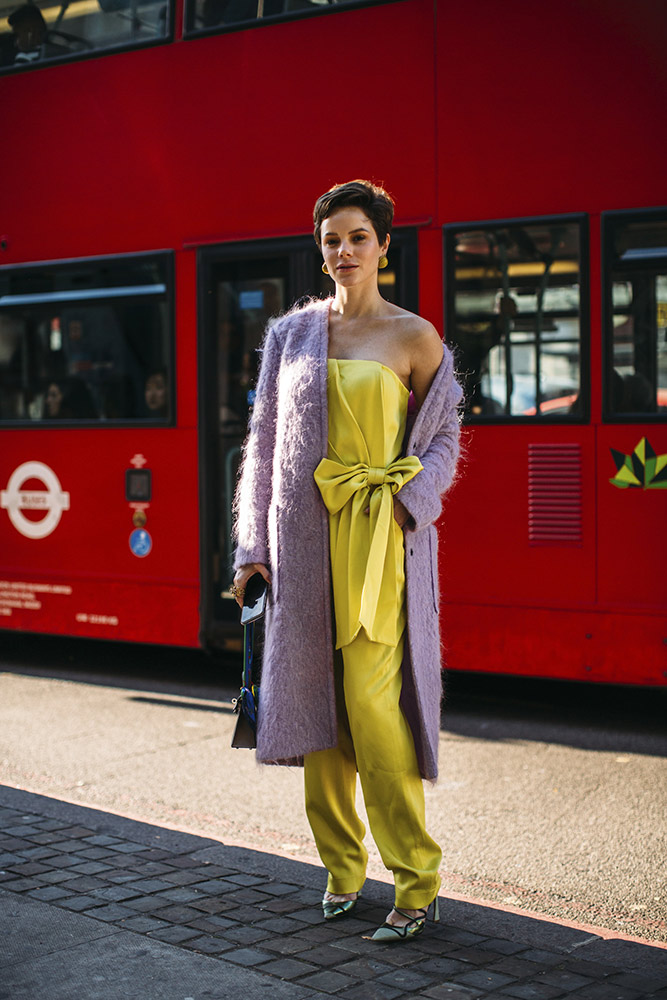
[314,455,423,514]
[314,454,423,644]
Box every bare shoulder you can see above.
[386,305,442,351]
[387,308,444,406]
[396,311,444,370]
[411,317,443,360]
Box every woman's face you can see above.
[145,373,167,411]
[321,207,389,289]
[45,383,63,417]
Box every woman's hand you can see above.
[232,562,271,608]
[363,498,411,528]
[393,497,411,528]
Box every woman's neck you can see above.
[331,282,388,321]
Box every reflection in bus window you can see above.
[445,219,584,420]
[216,274,286,436]
[212,263,288,586]
[186,0,383,35]
[604,213,667,418]
[0,253,173,423]
[0,0,170,71]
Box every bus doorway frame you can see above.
[196,230,419,650]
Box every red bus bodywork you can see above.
[1,0,665,683]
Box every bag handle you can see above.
[241,621,258,730]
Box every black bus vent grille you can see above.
[528,443,582,546]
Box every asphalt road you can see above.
[1,634,666,944]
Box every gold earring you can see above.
[378,255,388,269]
[322,262,329,275]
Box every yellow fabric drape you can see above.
[314,359,423,648]
[306,359,441,908]
[304,638,442,908]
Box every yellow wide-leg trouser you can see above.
[304,629,442,910]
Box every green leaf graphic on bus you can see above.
[609,437,667,489]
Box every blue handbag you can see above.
[231,621,260,749]
[231,573,268,749]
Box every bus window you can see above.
[603,211,667,419]
[0,253,173,424]
[184,0,385,36]
[444,217,586,421]
[0,0,170,72]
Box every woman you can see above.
[144,369,169,418]
[232,180,462,942]
[44,381,65,418]
[43,377,97,420]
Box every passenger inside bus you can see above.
[7,3,69,63]
[43,380,64,418]
[611,369,656,413]
[1,0,167,69]
[144,370,169,418]
[42,377,98,419]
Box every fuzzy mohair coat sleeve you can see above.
[395,343,464,780]
[232,321,284,570]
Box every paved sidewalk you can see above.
[1,786,666,1000]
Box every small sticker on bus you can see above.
[129,528,152,557]
[75,613,119,626]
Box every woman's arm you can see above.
[409,321,444,409]
[398,339,462,531]
[232,321,283,571]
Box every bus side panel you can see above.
[0,0,437,265]
[0,430,200,646]
[441,604,666,686]
[0,578,200,647]
[438,426,597,607]
[418,228,444,331]
[435,0,667,218]
[596,425,667,609]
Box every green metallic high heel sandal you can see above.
[322,891,360,921]
[369,896,440,943]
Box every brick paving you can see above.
[1,800,666,998]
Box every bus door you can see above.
[197,233,417,649]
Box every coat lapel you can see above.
[317,299,332,459]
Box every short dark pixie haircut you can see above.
[313,180,395,248]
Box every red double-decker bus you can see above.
[1,0,665,683]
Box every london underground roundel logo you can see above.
[1,462,70,539]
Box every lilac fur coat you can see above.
[233,297,462,780]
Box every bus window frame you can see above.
[0,1,175,77]
[601,206,667,424]
[182,0,399,41]
[443,213,590,426]
[0,248,176,428]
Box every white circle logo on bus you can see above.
[0,461,71,539]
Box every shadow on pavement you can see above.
[442,670,667,757]
[4,633,667,759]
[0,632,237,701]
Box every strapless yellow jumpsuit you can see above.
[304,359,442,909]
